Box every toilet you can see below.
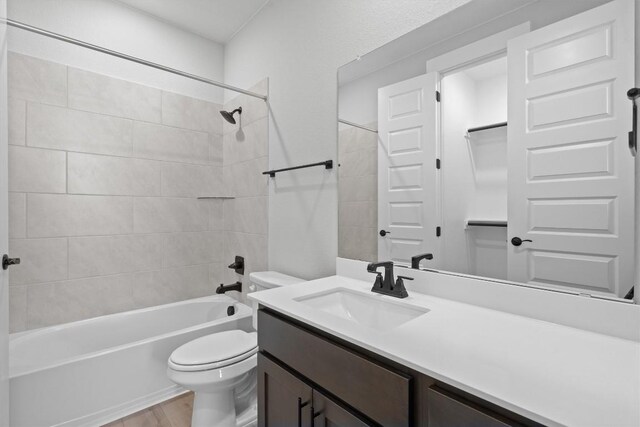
[167,271,304,427]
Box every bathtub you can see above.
[9,295,254,427]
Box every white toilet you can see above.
[167,271,304,427]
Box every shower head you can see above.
[220,107,242,124]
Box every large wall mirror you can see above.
[337,0,637,301]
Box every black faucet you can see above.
[228,256,244,275]
[216,281,242,294]
[367,261,412,298]
[411,253,433,269]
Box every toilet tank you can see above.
[249,271,304,329]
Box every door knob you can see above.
[511,237,532,247]
[379,230,391,237]
[2,254,21,270]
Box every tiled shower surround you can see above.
[338,124,378,263]
[7,52,268,332]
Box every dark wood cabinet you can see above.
[427,386,525,427]
[258,353,373,427]
[258,308,541,427]
[258,353,312,427]
[311,390,371,427]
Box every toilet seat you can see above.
[168,330,257,372]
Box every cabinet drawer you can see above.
[258,309,411,427]
[427,386,524,427]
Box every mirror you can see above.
[338,0,636,301]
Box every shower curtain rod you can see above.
[338,119,378,133]
[1,18,268,101]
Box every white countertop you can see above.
[249,275,640,427]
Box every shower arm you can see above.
[1,18,268,102]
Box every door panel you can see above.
[507,0,635,297]
[311,389,372,427]
[0,5,9,426]
[258,353,313,427]
[378,73,438,264]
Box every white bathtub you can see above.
[9,295,254,427]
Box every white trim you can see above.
[426,22,530,74]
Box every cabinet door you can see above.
[258,353,313,427]
[311,390,372,427]
[427,387,524,427]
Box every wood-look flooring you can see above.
[103,392,194,427]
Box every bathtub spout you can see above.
[216,281,242,294]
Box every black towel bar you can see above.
[263,160,333,177]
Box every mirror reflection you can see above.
[338,0,636,300]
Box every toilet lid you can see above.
[169,330,257,371]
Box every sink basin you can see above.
[294,288,429,332]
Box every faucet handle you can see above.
[397,275,414,281]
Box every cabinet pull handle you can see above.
[310,406,322,427]
[297,397,309,427]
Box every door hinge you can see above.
[436,158,441,169]
[436,226,441,237]
[436,91,441,102]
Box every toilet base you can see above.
[192,390,236,427]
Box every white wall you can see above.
[224,0,472,279]
[0,0,9,423]
[8,0,226,103]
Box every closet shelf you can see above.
[466,219,507,228]
[467,122,507,133]
[197,196,235,200]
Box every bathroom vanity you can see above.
[250,261,640,427]
[257,309,539,427]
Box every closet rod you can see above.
[467,121,507,133]
[339,119,378,134]
[467,220,507,228]
[2,18,268,101]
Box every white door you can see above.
[0,7,10,425]
[378,73,438,265]
[507,0,635,297]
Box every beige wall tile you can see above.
[209,133,223,165]
[209,200,224,231]
[9,98,26,146]
[338,174,376,202]
[161,91,222,134]
[68,152,162,196]
[224,197,267,235]
[8,52,67,106]
[9,193,26,239]
[224,156,268,198]
[9,146,66,193]
[133,198,208,233]
[28,194,133,237]
[339,148,376,178]
[163,232,224,268]
[223,79,268,130]
[26,275,135,329]
[68,68,162,123]
[68,234,164,279]
[223,117,268,165]
[9,287,27,333]
[8,238,68,285]
[27,102,133,156]
[130,265,210,308]
[161,163,223,198]
[133,121,209,164]
[339,200,377,228]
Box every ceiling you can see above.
[114,0,270,44]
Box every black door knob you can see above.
[379,230,391,237]
[511,237,532,247]
[2,254,21,270]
